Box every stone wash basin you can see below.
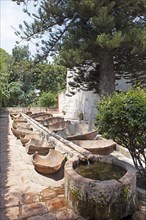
[11,127,35,139]
[12,121,32,130]
[71,139,116,155]
[32,149,66,174]
[48,120,71,132]
[41,116,64,127]
[66,129,98,141]
[56,121,96,139]
[64,155,136,220]
[20,133,41,146]
[31,113,53,122]
[13,118,27,123]
[25,138,55,155]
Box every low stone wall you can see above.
[5,107,59,114]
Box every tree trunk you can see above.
[99,50,115,95]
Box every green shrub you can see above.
[96,87,146,172]
[0,89,2,110]
[39,92,57,107]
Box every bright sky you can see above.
[0,0,36,55]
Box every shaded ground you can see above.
[0,111,82,220]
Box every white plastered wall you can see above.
[59,90,100,121]
[59,70,131,121]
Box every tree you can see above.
[0,88,2,110]
[38,91,57,107]
[33,63,66,94]
[0,45,66,107]
[7,82,24,106]
[0,48,12,106]
[12,0,146,95]
[96,87,146,173]
[12,45,31,62]
[1,44,66,106]
[8,45,37,106]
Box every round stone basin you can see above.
[64,155,136,220]
[75,160,126,181]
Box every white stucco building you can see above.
[59,69,131,121]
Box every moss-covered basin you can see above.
[64,155,136,220]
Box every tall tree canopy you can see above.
[12,0,146,95]
[0,48,12,105]
[12,45,31,62]
[0,46,66,107]
[33,63,66,93]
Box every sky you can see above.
[0,0,36,55]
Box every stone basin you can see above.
[32,149,66,174]
[56,121,96,139]
[11,127,35,139]
[41,116,64,127]
[12,121,33,130]
[71,139,116,155]
[32,113,53,122]
[20,133,41,146]
[25,138,55,155]
[13,118,27,123]
[48,120,71,132]
[10,113,21,119]
[30,112,49,117]
[66,129,98,141]
[64,155,136,220]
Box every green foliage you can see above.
[12,45,31,62]
[0,48,12,105]
[96,31,123,49]
[96,87,146,171]
[79,111,84,121]
[38,92,57,107]
[0,46,66,107]
[7,82,24,106]
[0,88,2,109]
[33,63,66,94]
[12,0,146,94]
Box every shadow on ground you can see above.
[0,109,13,219]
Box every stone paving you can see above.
[0,112,82,220]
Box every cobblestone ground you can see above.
[0,112,82,220]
